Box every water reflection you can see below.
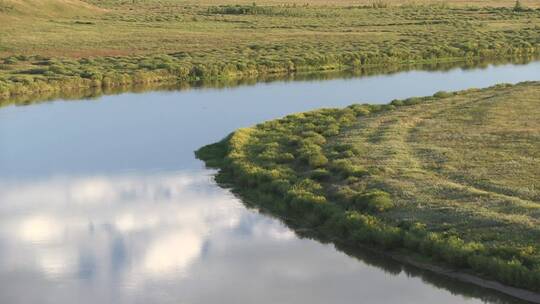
[0,171,528,304]
[0,172,236,302]
[0,172,229,277]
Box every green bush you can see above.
[307,153,329,167]
[309,168,331,181]
[354,190,394,212]
[433,91,453,98]
[329,159,367,178]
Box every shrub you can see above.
[307,153,329,167]
[347,104,372,117]
[433,90,453,98]
[298,142,328,167]
[402,97,424,105]
[355,190,394,212]
[322,124,340,136]
[329,159,367,178]
[390,99,404,106]
[333,143,354,152]
[279,152,295,163]
[270,178,291,194]
[334,186,358,206]
[340,150,356,158]
[302,131,327,145]
[309,168,331,181]
[287,188,327,206]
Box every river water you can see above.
[1,60,539,304]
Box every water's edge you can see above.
[223,179,540,304]
[2,55,537,108]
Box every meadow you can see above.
[196,82,540,293]
[1,0,540,100]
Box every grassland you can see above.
[196,82,540,296]
[1,0,540,100]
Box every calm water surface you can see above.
[1,61,539,304]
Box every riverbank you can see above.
[196,82,540,299]
[232,183,540,303]
[2,53,539,103]
[2,57,535,108]
[1,0,540,101]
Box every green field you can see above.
[1,0,539,100]
[197,82,540,293]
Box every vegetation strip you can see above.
[1,0,540,100]
[1,57,531,108]
[196,82,540,299]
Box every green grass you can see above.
[1,0,540,100]
[196,81,540,292]
[3,58,518,108]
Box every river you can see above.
[0,60,539,304]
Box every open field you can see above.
[197,82,540,294]
[85,0,540,7]
[2,0,539,57]
[1,0,539,100]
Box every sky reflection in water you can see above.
[0,171,512,304]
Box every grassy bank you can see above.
[2,57,533,108]
[1,0,540,100]
[196,82,540,295]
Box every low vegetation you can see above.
[1,0,540,100]
[3,58,519,108]
[197,82,540,292]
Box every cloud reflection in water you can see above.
[0,171,516,304]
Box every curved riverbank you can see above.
[197,82,540,301]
